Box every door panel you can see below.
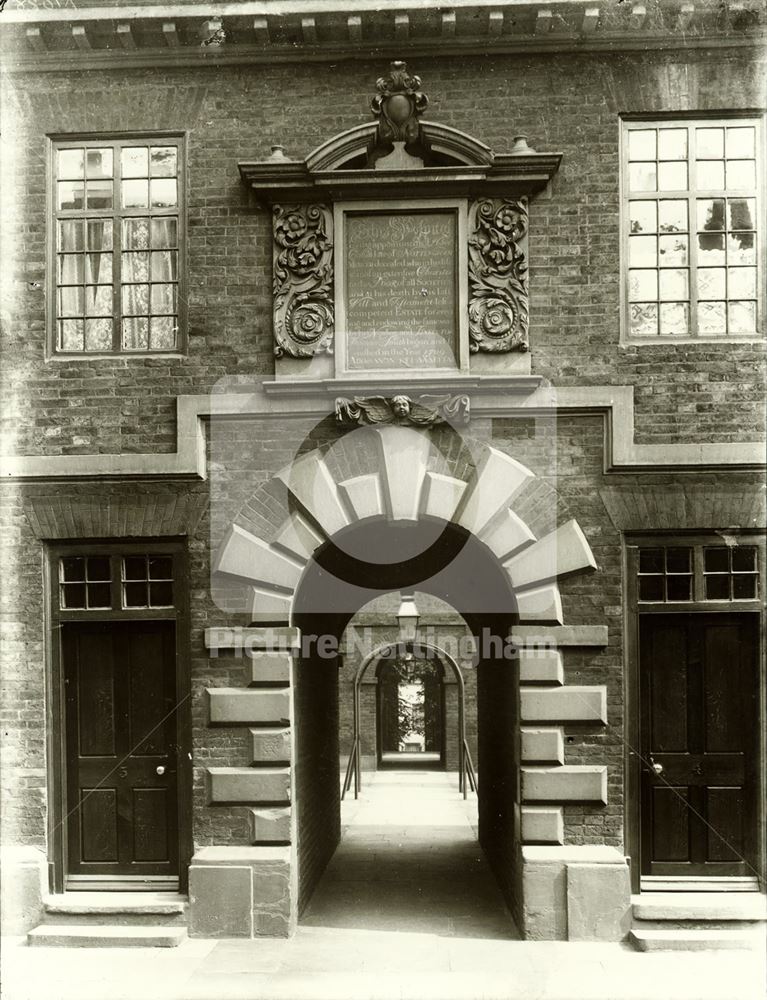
[64,621,178,881]
[639,613,759,878]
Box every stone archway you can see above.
[193,425,630,942]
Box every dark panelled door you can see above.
[639,613,759,878]
[63,621,178,880]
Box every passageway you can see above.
[301,771,519,939]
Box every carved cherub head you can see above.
[391,395,411,419]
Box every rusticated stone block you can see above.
[249,807,291,843]
[188,865,252,938]
[250,727,291,763]
[521,727,564,763]
[566,862,632,941]
[521,806,564,844]
[522,765,607,803]
[520,686,606,723]
[518,648,563,684]
[207,688,290,725]
[248,652,292,684]
[206,766,290,804]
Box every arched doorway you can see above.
[377,653,444,767]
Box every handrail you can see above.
[341,734,360,800]
[462,738,478,798]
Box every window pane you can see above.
[87,582,111,608]
[58,220,84,251]
[659,302,689,336]
[726,127,755,158]
[123,556,147,580]
[150,179,177,208]
[58,181,84,211]
[659,269,688,300]
[150,250,177,282]
[86,148,113,178]
[696,127,724,158]
[149,581,173,606]
[658,128,687,160]
[151,218,177,248]
[121,146,148,178]
[666,576,691,601]
[639,576,664,601]
[85,285,111,316]
[150,284,176,314]
[87,219,113,250]
[697,232,726,264]
[727,198,755,230]
[150,146,177,177]
[123,582,148,607]
[732,575,757,600]
[728,267,756,299]
[122,251,149,282]
[86,179,113,211]
[84,318,112,351]
[62,583,86,608]
[57,148,84,179]
[629,201,657,234]
[630,302,658,336]
[728,301,756,335]
[59,319,84,351]
[666,547,691,573]
[697,199,725,231]
[123,218,150,250]
[148,556,173,579]
[629,270,658,301]
[726,160,756,190]
[629,162,657,192]
[705,575,730,600]
[658,235,688,266]
[122,179,148,209]
[727,231,755,265]
[639,548,664,573]
[61,556,86,581]
[87,557,111,580]
[697,268,726,300]
[59,286,84,317]
[658,161,687,189]
[696,160,724,189]
[732,547,756,572]
[150,316,177,351]
[704,547,730,572]
[122,285,150,315]
[698,301,726,335]
[122,318,149,350]
[658,200,688,233]
[629,236,657,266]
[629,130,656,160]
[85,252,112,284]
[58,254,84,284]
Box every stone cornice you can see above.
[1,382,764,480]
[2,0,763,73]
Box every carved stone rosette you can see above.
[272,203,334,358]
[467,198,529,353]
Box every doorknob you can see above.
[156,765,166,775]
[649,756,663,775]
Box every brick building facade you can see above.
[0,0,764,947]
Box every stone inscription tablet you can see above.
[344,211,458,371]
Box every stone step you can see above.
[41,892,187,925]
[629,927,764,952]
[28,924,188,948]
[631,892,767,922]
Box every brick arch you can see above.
[212,424,597,624]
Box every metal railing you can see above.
[341,733,361,800]
[461,738,478,799]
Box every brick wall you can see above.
[2,48,765,458]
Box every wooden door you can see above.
[639,613,759,878]
[63,621,179,881]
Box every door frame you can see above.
[624,532,767,894]
[45,539,192,894]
